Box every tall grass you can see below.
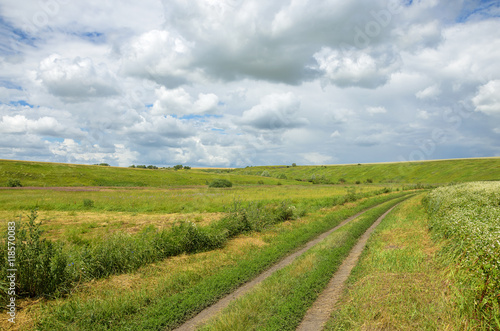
[424,182,500,328]
[0,201,299,300]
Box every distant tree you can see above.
[136,165,147,169]
[183,166,191,170]
[173,165,183,170]
[292,163,297,167]
[99,163,110,166]
[129,165,136,168]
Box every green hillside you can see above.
[232,158,500,185]
[1,157,499,188]
[0,159,292,187]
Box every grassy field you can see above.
[1,158,499,330]
[2,157,500,188]
[233,157,500,184]
[0,159,293,187]
[3,193,411,330]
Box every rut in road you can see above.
[297,203,401,331]
[173,199,402,331]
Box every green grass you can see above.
[32,192,413,330]
[424,182,500,329]
[1,157,500,188]
[200,196,410,330]
[325,195,465,330]
[0,159,297,188]
[234,157,500,185]
[0,184,390,213]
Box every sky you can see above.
[0,0,499,167]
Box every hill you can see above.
[1,157,499,187]
[232,158,500,185]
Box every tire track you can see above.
[296,203,401,331]
[173,198,405,331]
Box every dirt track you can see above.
[173,201,401,331]
[297,204,399,330]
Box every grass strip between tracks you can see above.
[199,196,410,330]
[35,191,413,330]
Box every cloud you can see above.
[313,47,401,88]
[37,54,119,100]
[367,106,387,115]
[300,152,333,165]
[121,29,197,87]
[416,84,441,99]
[152,87,219,115]
[239,92,308,130]
[472,80,500,115]
[0,114,83,137]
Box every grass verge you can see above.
[324,195,465,330]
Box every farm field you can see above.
[0,158,499,330]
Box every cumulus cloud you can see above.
[313,47,401,88]
[121,29,196,87]
[152,87,219,115]
[37,54,119,100]
[238,92,308,130]
[472,80,500,115]
[0,114,83,137]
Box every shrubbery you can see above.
[0,200,298,299]
[208,179,233,188]
[7,178,22,187]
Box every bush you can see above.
[257,180,265,185]
[277,173,287,180]
[339,178,346,184]
[261,170,271,177]
[173,165,183,170]
[355,180,361,184]
[366,178,373,183]
[292,163,297,167]
[208,179,233,188]
[83,199,94,208]
[7,178,22,187]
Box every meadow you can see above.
[0,158,499,330]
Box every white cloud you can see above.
[37,54,119,100]
[416,84,441,99]
[472,80,500,115]
[331,130,341,138]
[313,47,401,88]
[300,152,333,165]
[121,30,197,87]
[367,106,387,115]
[239,92,308,130]
[152,87,219,115]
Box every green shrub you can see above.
[261,170,271,177]
[277,173,287,180]
[173,165,183,170]
[257,180,265,185]
[366,178,373,183]
[7,178,22,187]
[83,199,94,208]
[208,179,233,188]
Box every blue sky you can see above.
[0,0,499,167]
